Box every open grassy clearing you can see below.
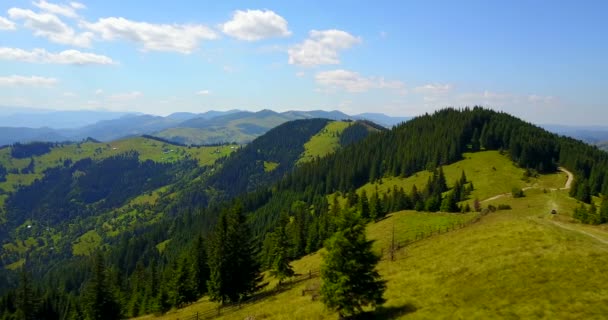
[339,151,568,206]
[141,169,608,319]
[297,121,350,164]
[0,136,235,192]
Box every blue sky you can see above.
[0,0,606,124]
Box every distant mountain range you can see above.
[0,108,410,146]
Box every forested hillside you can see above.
[0,108,607,319]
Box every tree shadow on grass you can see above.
[354,303,418,319]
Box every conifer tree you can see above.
[370,191,383,220]
[270,222,295,284]
[440,190,459,213]
[193,236,209,297]
[173,257,197,307]
[460,170,467,185]
[358,190,370,220]
[320,209,386,318]
[600,196,608,224]
[16,270,37,320]
[83,253,122,320]
[207,203,261,304]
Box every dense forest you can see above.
[0,108,607,319]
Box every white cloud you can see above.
[288,29,361,66]
[0,75,57,86]
[528,94,555,104]
[8,8,92,47]
[0,17,16,30]
[94,89,103,95]
[33,0,82,18]
[315,69,404,93]
[63,91,76,97]
[221,9,291,41]
[295,71,306,78]
[0,47,115,65]
[109,91,143,100]
[223,65,236,73]
[83,17,218,54]
[196,90,211,96]
[70,2,86,10]
[414,83,452,94]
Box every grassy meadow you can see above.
[297,121,350,164]
[136,152,608,320]
[337,151,568,206]
[0,136,235,192]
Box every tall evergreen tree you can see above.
[358,190,370,220]
[193,236,210,297]
[269,221,295,284]
[82,253,122,320]
[172,257,197,307]
[15,270,37,320]
[207,203,261,303]
[320,209,386,319]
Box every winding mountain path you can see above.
[481,167,574,203]
[558,166,574,190]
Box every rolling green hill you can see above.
[2,108,608,320]
[297,120,381,164]
[142,152,608,320]
[0,136,235,193]
[154,110,311,145]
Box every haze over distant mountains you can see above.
[2,107,608,150]
[0,108,410,146]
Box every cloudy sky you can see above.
[0,0,606,124]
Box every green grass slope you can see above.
[140,154,608,320]
[0,136,234,193]
[343,151,567,204]
[297,121,351,164]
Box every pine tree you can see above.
[440,191,459,213]
[207,203,261,304]
[370,191,383,220]
[16,270,37,320]
[270,222,295,284]
[320,209,386,318]
[460,170,467,185]
[471,127,480,151]
[438,167,448,193]
[600,196,608,224]
[358,190,370,220]
[193,236,209,297]
[173,257,197,307]
[83,253,122,320]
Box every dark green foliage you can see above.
[498,204,512,210]
[15,270,37,320]
[269,217,295,284]
[358,190,370,220]
[440,190,460,213]
[512,187,525,198]
[19,158,35,174]
[338,121,378,147]
[0,164,7,182]
[193,236,210,297]
[207,203,261,303]
[320,209,386,318]
[82,253,122,320]
[208,119,331,197]
[3,107,608,318]
[172,257,197,307]
[5,151,195,229]
[10,142,53,159]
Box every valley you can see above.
[0,108,607,320]
[140,153,608,319]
